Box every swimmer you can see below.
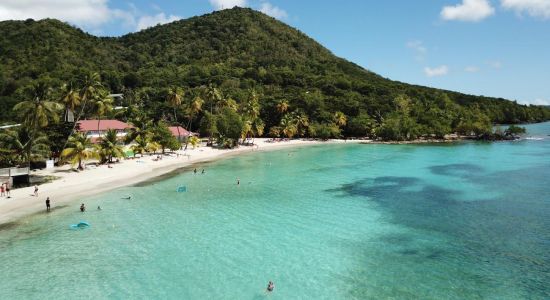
[80,203,85,212]
[201,169,205,174]
[122,196,131,200]
[237,178,240,185]
[267,281,274,292]
[97,206,101,210]
[194,168,197,174]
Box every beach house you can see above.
[77,120,132,143]
[168,126,195,141]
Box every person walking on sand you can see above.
[5,184,11,198]
[45,197,51,212]
[34,185,38,197]
[0,184,5,197]
[80,203,85,212]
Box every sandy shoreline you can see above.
[0,139,361,225]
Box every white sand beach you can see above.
[0,139,361,225]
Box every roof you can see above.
[169,126,191,137]
[77,120,131,132]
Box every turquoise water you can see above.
[1,123,549,299]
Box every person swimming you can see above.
[267,281,274,292]
[122,196,131,200]
[97,206,101,210]
[80,203,85,212]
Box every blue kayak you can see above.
[70,221,90,229]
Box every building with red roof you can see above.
[169,126,196,141]
[77,120,132,143]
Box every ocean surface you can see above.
[1,122,549,299]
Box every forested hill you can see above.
[0,7,548,139]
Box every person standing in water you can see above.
[237,178,240,185]
[267,281,274,292]
[194,168,197,174]
[80,203,85,212]
[45,197,51,212]
[201,169,205,174]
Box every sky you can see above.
[0,0,549,105]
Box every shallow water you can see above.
[1,123,549,299]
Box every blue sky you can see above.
[0,0,549,105]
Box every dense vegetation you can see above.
[0,7,548,166]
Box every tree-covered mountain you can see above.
[0,7,548,140]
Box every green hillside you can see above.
[0,7,548,140]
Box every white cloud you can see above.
[136,13,180,31]
[260,2,288,19]
[209,0,247,10]
[501,0,550,19]
[465,66,480,72]
[424,65,449,77]
[406,40,427,54]
[487,61,503,69]
[441,0,495,22]
[0,0,130,27]
[518,98,550,106]
[406,40,427,61]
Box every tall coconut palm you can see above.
[205,84,222,144]
[166,87,184,141]
[93,90,114,138]
[252,118,265,142]
[13,82,62,167]
[64,72,103,149]
[183,95,204,150]
[243,90,260,120]
[333,111,348,128]
[97,128,125,163]
[60,132,97,170]
[294,113,310,137]
[280,114,297,138]
[60,83,81,122]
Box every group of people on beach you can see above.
[0,182,11,198]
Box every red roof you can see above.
[169,126,191,137]
[77,120,131,132]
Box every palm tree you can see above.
[205,84,222,144]
[333,111,348,128]
[97,128,125,163]
[93,91,114,137]
[0,128,50,165]
[188,136,200,149]
[130,136,148,157]
[183,95,204,150]
[241,120,253,143]
[63,72,103,149]
[60,132,97,170]
[13,82,62,167]
[125,116,153,144]
[205,84,223,114]
[294,113,310,137]
[276,100,289,114]
[60,83,81,122]
[280,114,297,138]
[269,126,281,138]
[252,118,265,142]
[146,141,161,155]
[166,87,184,141]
